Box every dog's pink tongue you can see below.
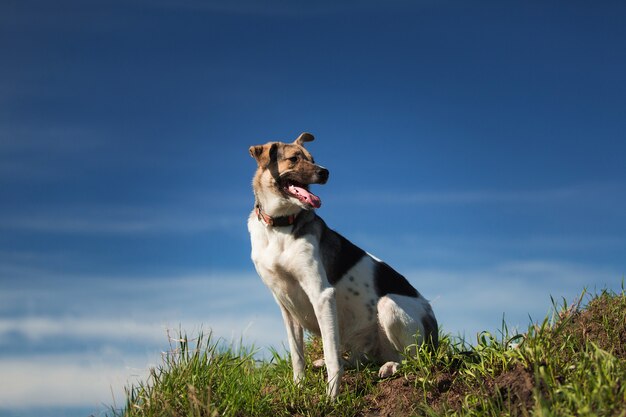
[288,184,322,208]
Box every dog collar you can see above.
[255,205,299,227]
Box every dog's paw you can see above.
[378,361,400,378]
[312,358,325,369]
[293,370,305,385]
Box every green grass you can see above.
[113,287,626,417]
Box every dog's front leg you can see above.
[314,286,342,399]
[297,260,342,399]
[278,302,305,384]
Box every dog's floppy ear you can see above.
[249,143,279,169]
[294,132,315,146]
[249,144,267,166]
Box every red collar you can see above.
[255,206,299,227]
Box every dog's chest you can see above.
[249,218,309,278]
[249,216,311,277]
[248,216,320,329]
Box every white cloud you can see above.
[0,316,284,409]
[0,313,285,410]
[0,315,285,410]
[0,312,285,352]
[0,271,288,352]
[0,353,150,409]
[0,328,285,411]
[0,316,165,344]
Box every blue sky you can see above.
[1,1,625,415]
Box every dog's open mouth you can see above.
[283,180,322,209]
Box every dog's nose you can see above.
[317,167,329,184]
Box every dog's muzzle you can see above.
[315,167,329,184]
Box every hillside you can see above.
[112,288,626,416]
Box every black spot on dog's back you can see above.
[374,261,419,298]
[320,226,366,285]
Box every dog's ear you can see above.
[249,145,266,165]
[294,132,315,146]
[249,143,279,168]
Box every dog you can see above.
[248,133,438,398]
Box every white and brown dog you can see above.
[248,133,438,398]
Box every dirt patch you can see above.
[360,370,463,416]
[555,293,626,359]
[490,363,536,414]
[361,364,537,416]
[560,292,626,359]
[362,376,423,417]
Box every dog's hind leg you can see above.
[278,303,305,384]
[376,294,438,378]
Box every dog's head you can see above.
[250,133,329,210]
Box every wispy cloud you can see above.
[0,313,286,410]
[0,312,284,352]
[0,205,243,235]
[332,182,626,207]
[0,270,285,410]
[0,271,285,346]
[0,317,165,344]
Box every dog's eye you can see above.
[288,156,299,163]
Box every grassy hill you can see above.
[112,288,626,416]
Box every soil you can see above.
[490,363,536,414]
[359,364,535,416]
[362,376,421,417]
[559,292,626,359]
